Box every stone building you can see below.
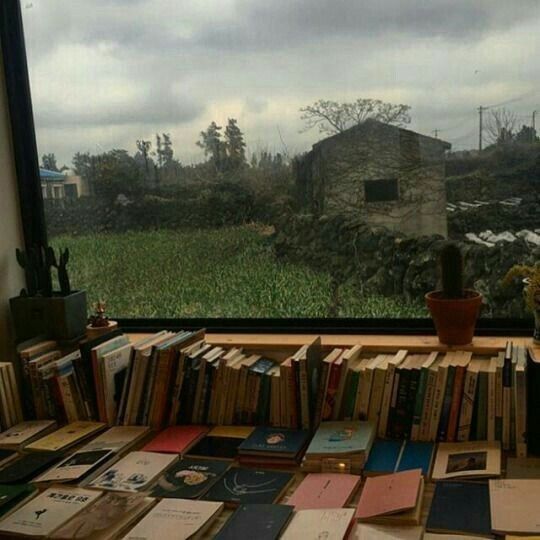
[295,119,451,237]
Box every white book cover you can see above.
[0,486,101,537]
[122,498,223,540]
[101,344,133,425]
[83,425,150,453]
[281,508,355,540]
[0,420,56,448]
[350,523,423,540]
[90,451,177,492]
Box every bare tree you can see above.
[300,99,411,135]
[485,108,518,145]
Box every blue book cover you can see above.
[396,440,435,476]
[238,427,311,457]
[427,481,491,536]
[215,504,293,540]
[363,439,402,474]
[305,421,375,456]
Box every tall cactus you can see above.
[440,242,465,299]
[57,248,71,295]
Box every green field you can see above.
[51,226,425,318]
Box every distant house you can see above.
[295,119,451,238]
[40,168,89,201]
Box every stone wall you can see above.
[273,212,538,317]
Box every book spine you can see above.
[140,350,160,425]
[289,360,300,428]
[419,368,437,441]
[58,376,79,422]
[333,358,348,421]
[437,366,456,441]
[487,364,497,441]
[19,356,36,419]
[429,364,448,441]
[410,367,428,441]
[527,348,540,454]
[200,361,215,425]
[515,351,527,457]
[457,368,478,442]
[323,361,341,422]
[179,356,196,424]
[313,362,331,429]
[389,368,410,439]
[502,357,512,449]
[116,353,134,425]
[404,368,420,439]
[476,371,488,440]
[343,369,358,421]
[495,360,504,441]
[6,365,24,423]
[191,357,207,424]
[358,367,374,421]
[386,369,401,438]
[367,367,386,427]
[446,365,466,442]
[378,362,397,438]
[298,359,310,428]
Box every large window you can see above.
[6,1,540,324]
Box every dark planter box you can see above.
[10,290,87,342]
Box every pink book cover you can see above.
[142,425,209,454]
[355,469,422,520]
[287,473,361,510]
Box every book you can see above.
[142,425,209,455]
[281,508,355,540]
[355,469,422,521]
[457,358,482,442]
[0,448,18,468]
[89,451,177,492]
[0,485,101,538]
[489,479,540,535]
[426,481,491,537]
[514,346,527,457]
[0,484,38,520]
[0,451,63,484]
[350,524,423,540]
[121,498,223,540]
[506,457,540,479]
[431,441,501,480]
[0,420,57,449]
[150,458,231,499]
[49,492,154,540]
[203,467,294,506]
[527,347,540,455]
[364,439,434,477]
[424,535,484,540]
[187,425,254,460]
[286,472,361,510]
[410,352,438,440]
[215,504,294,540]
[25,421,106,452]
[238,426,310,459]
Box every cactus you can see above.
[439,242,465,299]
[57,248,71,295]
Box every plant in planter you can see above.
[425,242,483,346]
[502,262,540,344]
[10,245,87,343]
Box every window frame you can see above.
[0,0,532,336]
[364,178,400,203]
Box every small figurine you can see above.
[86,300,118,338]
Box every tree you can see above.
[197,122,226,172]
[161,133,174,167]
[486,108,518,145]
[300,98,411,135]
[515,125,539,144]
[224,118,247,171]
[136,139,151,181]
[73,151,99,196]
[93,149,142,201]
[41,153,58,171]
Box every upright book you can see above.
[215,504,294,540]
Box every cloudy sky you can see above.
[22,0,540,166]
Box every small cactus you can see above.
[439,242,465,299]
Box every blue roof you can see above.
[40,168,65,181]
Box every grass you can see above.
[51,226,426,319]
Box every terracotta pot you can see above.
[425,290,483,346]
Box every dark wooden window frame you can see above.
[0,0,532,336]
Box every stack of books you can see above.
[301,420,375,474]
[0,361,23,430]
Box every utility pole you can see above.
[478,106,485,152]
[432,129,439,138]
[533,110,537,143]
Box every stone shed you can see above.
[295,119,451,237]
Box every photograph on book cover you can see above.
[11,0,539,327]
[446,451,487,474]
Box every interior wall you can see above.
[0,46,25,360]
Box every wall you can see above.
[0,48,25,359]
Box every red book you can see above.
[322,354,344,421]
[355,469,422,520]
[142,425,209,455]
[287,473,361,510]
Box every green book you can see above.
[343,370,359,420]
[475,370,488,440]
[0,484,37,518]
[305,421,375,456]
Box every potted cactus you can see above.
[425,242,483,345]
[9,245,87,342]
[502,262,540,344]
